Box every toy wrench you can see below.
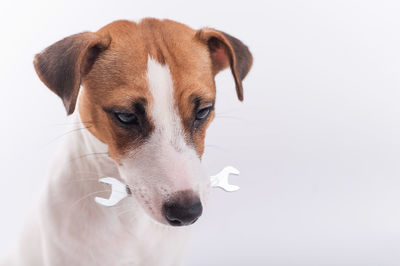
[209,166,240,192]
[94,177,131,207]
[95,166,240,207]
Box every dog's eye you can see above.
[114,112,138,125]
[196,106,213,120]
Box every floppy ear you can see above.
[196,28,253,101]
[34,32,111,115]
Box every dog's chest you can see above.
[41,179,191,266]
[93,201,191,266]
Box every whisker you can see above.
[62,178,103,185]
[205,144,229,152]
[215,108,242,115]
[112,204,132,210]
[69,189,111,210]
[214,115,246,121]
[127,149,141,159]
[88,247,100,266]
[45,126,93,146]
[73,170,108,176]
[68,152,110,163]
[117,209,135,218]
[48,121,96,127]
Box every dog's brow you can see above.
[190,94,215,105]
[102,98,148,113]
[190,96,215,111]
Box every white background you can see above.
[1,0,400,265]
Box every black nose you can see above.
[162,192,202,226]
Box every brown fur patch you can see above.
[34,32,111,114]
[195,28,253,101]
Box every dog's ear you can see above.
[196,28,253,101]
[34,32,111,115]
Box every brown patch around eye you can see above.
[83,96,155,161]
[192,97,214,130]
[191,110,215,157]
[178,95,215,156]
[104,99,154,151]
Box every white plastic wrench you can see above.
[94,177,132,207]
[209,166,240,192]
[95,166,240,207]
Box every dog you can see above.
[2,18,252,266]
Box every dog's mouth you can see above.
[129,185,203,226]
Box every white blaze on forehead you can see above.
[143,57,205,191]
[146,56,186,150]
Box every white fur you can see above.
[147,56,186,151]
[118,58,209,224]
[2,57,209,266]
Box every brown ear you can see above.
[196,28,253,101]
[34,32,111,115]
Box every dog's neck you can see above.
[46,112,121,207]
[40,112,190,266]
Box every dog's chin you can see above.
[144,209,170,226]
[129,195,167,226]
[145,212,171,226]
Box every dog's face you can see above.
[34,19,252,226]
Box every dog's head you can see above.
[34,19,252,226]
